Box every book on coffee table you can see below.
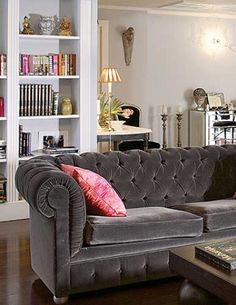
[195,239,236,271]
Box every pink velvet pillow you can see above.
[61,164,127,217]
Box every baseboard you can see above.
[0,201,29,222]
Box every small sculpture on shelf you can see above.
[193,88,207,111]
[21,16,34,35]
[61,98,72,115]
[58,17,72,36]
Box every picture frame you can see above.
[38,130,68,149]
[207,92,225,108]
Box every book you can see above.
[195,239,236,271]
[0,97,4,116]
[43,146,78,155]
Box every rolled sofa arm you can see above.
[15,157,86,254]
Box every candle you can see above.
[162,105,167,115]
[97,99,100,115]
[177,105,182,114]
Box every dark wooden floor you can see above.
[0,220,182,305]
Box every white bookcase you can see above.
[0,0,97,221]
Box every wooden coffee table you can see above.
[169,245,236,305]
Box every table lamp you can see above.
[98,68,122,132]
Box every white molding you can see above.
[99,4,148,12]
[99,3,236,20]
[0,201,29,221]
[7,0,19,203]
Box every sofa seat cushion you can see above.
[173,199,236,232]
[84,207,203,245]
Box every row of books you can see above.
[0,141,6,159]
[0,174,7,203]
[19,53,76,76]
[19,84,59,116]
[0,54,7,76]
[19,125,32,157]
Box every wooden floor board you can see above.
[0,219,181,305]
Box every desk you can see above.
[97,125,152,150]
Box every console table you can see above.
[97,125,152,150]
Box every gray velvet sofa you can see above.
[15,145,236,304]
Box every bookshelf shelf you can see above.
[19,114,79,120]
[19,34,80,40]
[0,117,7,121]
[19,75,80,80]
[0,76,7,79]
[0,159,7,163]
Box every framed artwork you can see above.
[38,130,68,149]
[207,93,225,108]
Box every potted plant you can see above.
[98,93,125,128]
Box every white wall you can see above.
[99,8,236,147]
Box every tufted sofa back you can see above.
[51,145,236,209]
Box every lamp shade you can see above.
[99,68,122,83]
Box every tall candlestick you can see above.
[176,113,183,147]
[161,113,168,149]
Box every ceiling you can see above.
[99,0,236,9]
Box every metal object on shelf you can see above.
[161,113,168,149]
[176,113,183,147]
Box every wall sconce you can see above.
[191,23,232,56]
[122,27,135,66]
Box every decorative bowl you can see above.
[110,120,125,131]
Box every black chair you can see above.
[118,105,160,151]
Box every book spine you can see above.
[31,84,35,116]
[48,85,52,115]
[58,53,62,76]
[53,55,58,76]
[41,84,45,115]
[0,97,4,117]
[19,125,23,157]
[72,54,76,75]
[22,55,28,75]
[27,84,31,116]
[35,84,39,116]
[52,92,59,115]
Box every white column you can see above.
[7,0,19,203]
[80,0,98,153]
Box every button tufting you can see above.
[96,162,101,166]
[164,195,168,199]
[92,272,96,278]
[181,159,184,162]
[161,160,165,164]
[153,177,156,181]
[131,178,135,183]
[119,268,122,273]
[174,175,177,179]
[185,193,187,197]
[143,196,147,200]
[110,180,114,183]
